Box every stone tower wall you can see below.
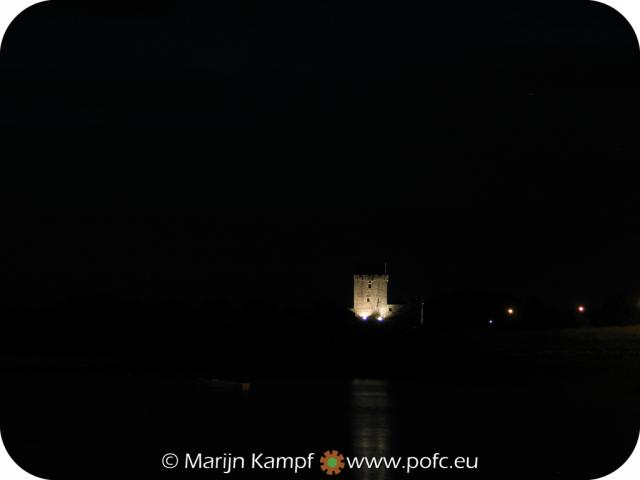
[353,273,390,319]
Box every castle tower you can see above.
[353,267,392,320]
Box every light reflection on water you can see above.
[349,379,392,480]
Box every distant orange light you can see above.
[507,308,515,316]
[578,305,586,313]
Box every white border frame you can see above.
[0,1,638,478]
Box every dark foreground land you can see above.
[2,326,640,479]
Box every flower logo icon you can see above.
[320,450,345,475]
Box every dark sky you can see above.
[0,0,638,308]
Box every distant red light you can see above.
[578,305,585,313]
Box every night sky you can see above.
[0,0,638,308]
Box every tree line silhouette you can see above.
[2,289,638,376]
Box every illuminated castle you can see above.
[353,265,401,321]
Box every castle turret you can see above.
[353,265,396,320]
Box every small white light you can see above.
[361,315,369,320]
[489,319,494,325]
[377,316,384,322]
